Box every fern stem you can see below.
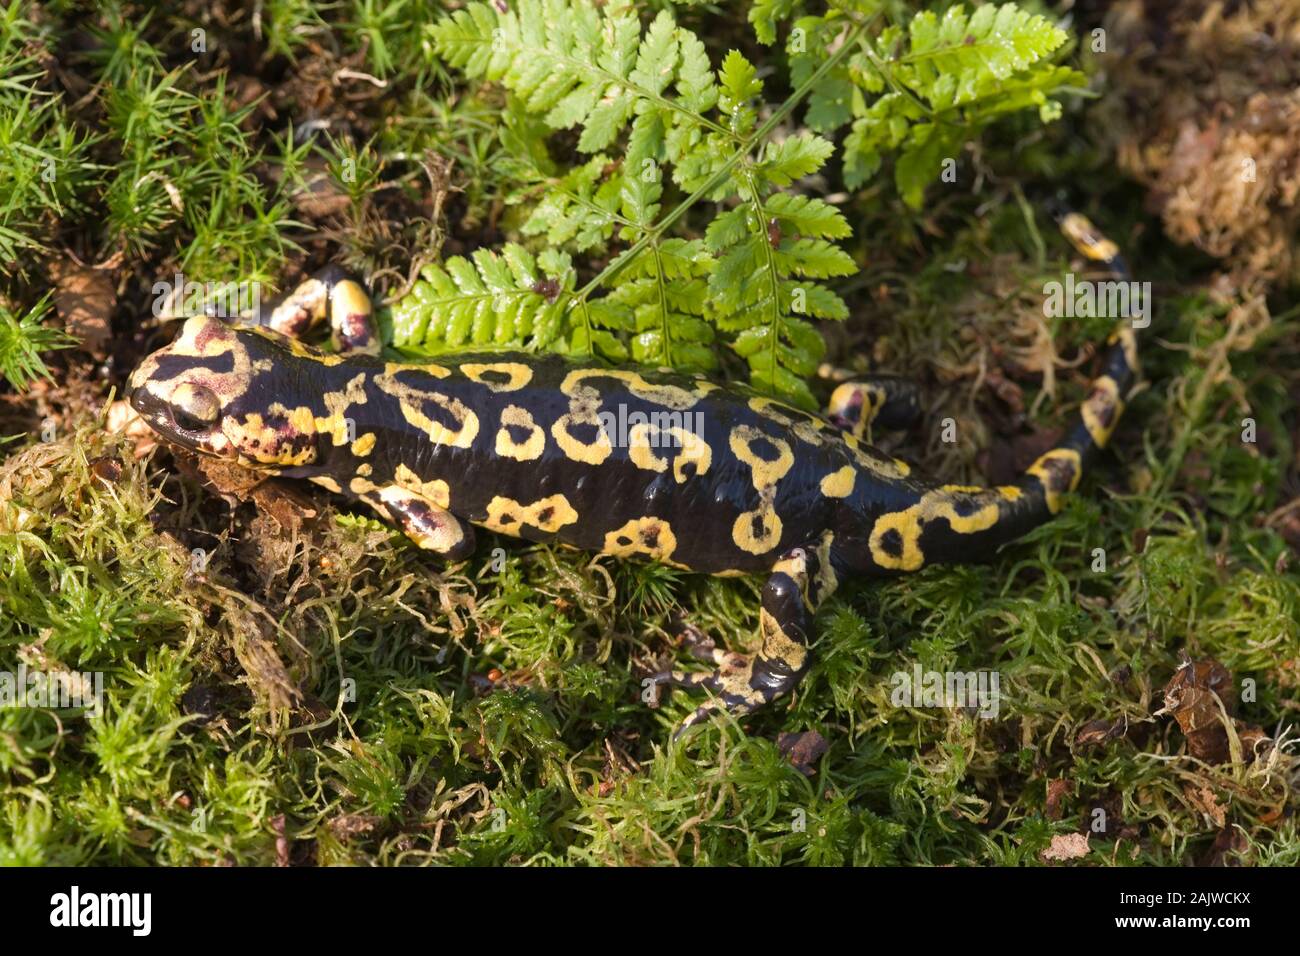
[651,240,671,366]
[741,169,781,386]
[570,11,881,305]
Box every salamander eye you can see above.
[169,383,221,431]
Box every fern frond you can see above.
[388,244,572,353]
[897,4,1067,104]
[519,156,623,251]
[419,0,1078,406]
[796,3,1079,206]
[431,1,723,176]
[749,0,800,46]
[705,128,855,407]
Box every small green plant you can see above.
[0,293,71,390]
[407,0,1079,407]
[0,3,99,275]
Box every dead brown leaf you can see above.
[1161,658,1235,764]
[50,260,115,358]
[1183,783,1228,828]
[1045,778,1074,821]
[777,730,829,776]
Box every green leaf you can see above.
[390,244,572,353]
[748,0,799,46]
[757,132,833,186]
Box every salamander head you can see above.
[129,316,320,469]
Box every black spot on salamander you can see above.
[406,500,435,526]
[477,368,513,387]
[536,506,555,525]
[750,513,766,537]
[1089,390,1117,426]
[642,526,660,547]
[747,435,783,462]
[151,351,236,379]
[258,411,313,456]
[1040,456,1077,493]
[566,420,602,444]
[505,423,533,444]
[616,534,632,547]
[880,528,904,556]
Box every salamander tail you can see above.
[865,207,1144,571]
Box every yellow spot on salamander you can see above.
[1027,448,1082,514]
[385,360,450,379]
[868,488,1005,571]
[351,432,377,457]
[376,372,480,449]
[840,433,910,479]
[484,494,579,535]
[495,405,546,461]
[626,423,713,483]
[670,429,711,483]
[819,465,856,498]
[1081,375,1124,448]
[627,424,667,473]
[869,509,923,571]
[551,385,611,465]
[1061,212,1120,262]
[317,373,369,447]
[560,368,699,411]
[729,425,794,489]
[394,463,451,509]
[287,405,316,434]
[748,396,829,447]
[732,506,783,555]
[1108,327,1140,377]
[603,517,678,562]
[462,362,533,392]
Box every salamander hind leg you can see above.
[363,486,476,559]
[651,535,838,739]
[824,374,922,439]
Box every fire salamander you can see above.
[129,212,1140,737]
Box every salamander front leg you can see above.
[247,264,380,355]
[651,536,838,738]
[823,374,922,439]
[363,486,476,559]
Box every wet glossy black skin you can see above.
[276,347,936,575]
